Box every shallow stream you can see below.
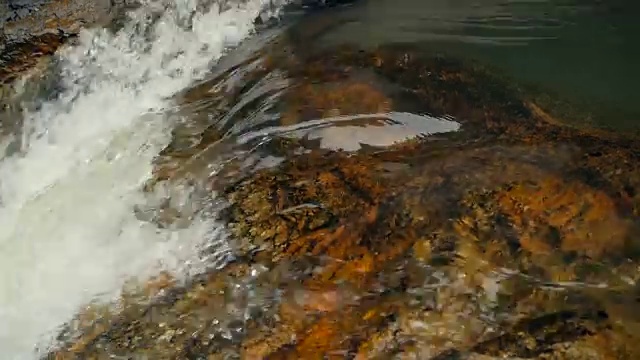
[1,0,639,358]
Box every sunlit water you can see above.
[0,0,282,357]
[1,0,639,358]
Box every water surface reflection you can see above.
[305,0,640,129]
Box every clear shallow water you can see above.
[303,0,640,129]
[1,0,639,358]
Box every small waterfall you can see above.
[0,0,281,358]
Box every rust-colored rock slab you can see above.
[49,43,640,359]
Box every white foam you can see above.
[0,0,279,358]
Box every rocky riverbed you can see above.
[45,36,640,358]
[3,2,640,359]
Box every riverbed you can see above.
[1,0,640,359]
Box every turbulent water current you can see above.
[0,1,285,357]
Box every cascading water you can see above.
[0,1,284,358]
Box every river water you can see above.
[0,0,638,358]
[298,0,640,129]
[0,1,276,357]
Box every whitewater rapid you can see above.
[0,0,281,358]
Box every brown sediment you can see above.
[49,42,640,359]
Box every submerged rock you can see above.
[1,2,636,359]
[46,37,640,359]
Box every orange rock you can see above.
[496,176,630,259]
[280,82,392,126]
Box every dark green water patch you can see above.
[290,0,640,130]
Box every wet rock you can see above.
[2,0,116,39]
[0,0,128,84]
[49,42,640,359]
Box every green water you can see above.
[299,0,640,129]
